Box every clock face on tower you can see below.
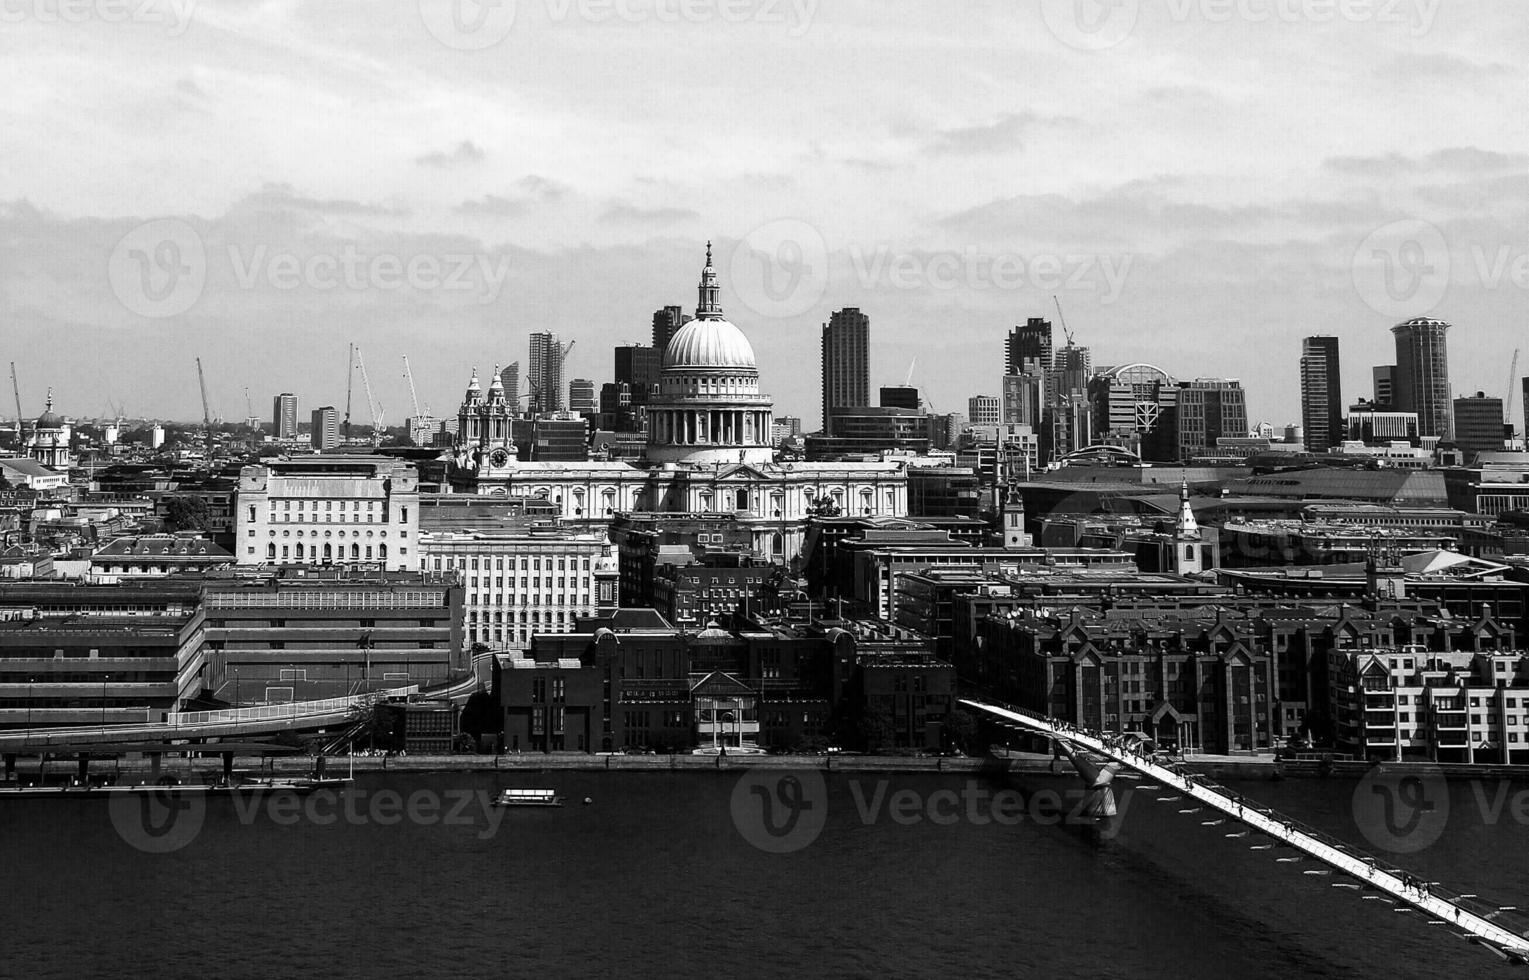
[488,448,511,468]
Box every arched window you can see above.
[378,543,388,561]
[267,543,276,560]
[351,543,360,559]
[295,543,304,560]
[323,543,332,561]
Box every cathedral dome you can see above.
[664,318,757,372]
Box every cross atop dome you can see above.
[696,240,723,319]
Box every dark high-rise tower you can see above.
[1299,335,1343,452]
[528,332,563,413]
[1391,317,1452,439]
[820,308,870,434]
[1005,318,1053,375]
[651,305,690,354]
[499,362,519,409]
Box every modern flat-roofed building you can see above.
[272,393,298,440]
[1453,391,1506,458]
[201,568,463,703]
[310,406,339,450]
[0,609,206,729]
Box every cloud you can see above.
[924,112,1071,156]
[244,183,409,217]
[1321,147,1529,178]
[599,203,699,225]
[455,176,569,216]
[415,141,486,168]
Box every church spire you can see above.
[696,240,722,319]
[1174,479,1200,539]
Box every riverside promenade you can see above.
[1,748,1284,780]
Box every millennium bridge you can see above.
[961,699,1529,964]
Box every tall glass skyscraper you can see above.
[1391,317,1452,439]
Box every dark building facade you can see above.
[1453,391,1505,458]
[1300,335,1343,452]
[979,608,1276,753]
[1005,318,1053,374]
[821,308,870,435]
[651,305,691,354]
[807,407,930,460]
[493,610,952,753]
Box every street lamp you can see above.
[100,673,110,731]
[233,667,240,707]
[26,676,35,735]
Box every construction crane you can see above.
[355,347,384,447]
[1506,348,1521,423]
[1053,295,1077,346]
[343,343,355,444]
[195,357,214,455]
[403,356,426,418]
[9,362,23,441]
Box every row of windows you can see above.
[260,529,403,538]
[251,543,404,561]
[435,556,589,572]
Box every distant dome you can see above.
[35,392,62,430]
[664,318,757,372]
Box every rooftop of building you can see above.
[0,612,195,637]
[94,534,235,559]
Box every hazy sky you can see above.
[3,0,1528,431]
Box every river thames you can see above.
[3,769,1527,979]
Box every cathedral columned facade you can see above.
[447,245,909,560]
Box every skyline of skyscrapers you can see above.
[1300,335,1343,453]
[821,307,870,435]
